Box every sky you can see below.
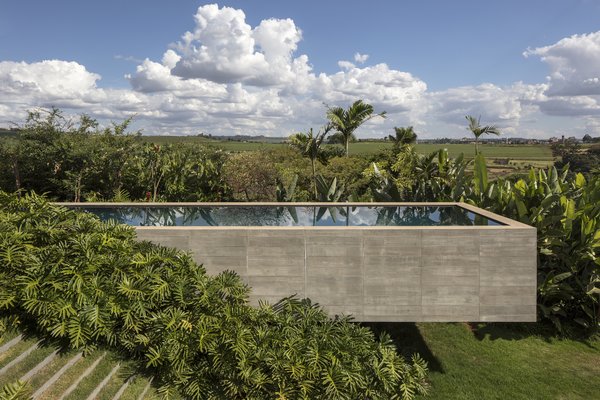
[1,0,600,138]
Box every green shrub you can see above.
[222,151,278,201]
[370,150,600,333]
[0,109,231,202]
[0,192,428,399]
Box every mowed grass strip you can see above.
[0,331,21,352]
[0,337,35,370]
[87,362,120,400]
[107,375,133,400]
[96,362,143,400]
[0,345,56,387]
[41,350,104,399]
[117,376,155,400]
[27,351,79,396]
[0,335,22,358]
[375,322,600,400]
[32,352,83,399]
[63,352,118,400]
[0,334,157,400]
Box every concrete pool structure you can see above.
[66,202,537,322]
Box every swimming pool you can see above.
[80,204,503,227]
[64,202,536,323]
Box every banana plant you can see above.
[368,149,600,332]
[276,174,298,202]
[315,174,344,202]
[276,174,298,223]
[369,162,401,202]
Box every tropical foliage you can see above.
[465,115,501,155]
[0,105,386,203]
[1,105,598,334]
[0,380,30,400]
[389,126,417,149]
[326,100,386,156]
[0,108,230,203]
[289,126,331,199]
[0,192,428,399]
[222,151,278,201]
[371,148,600,332]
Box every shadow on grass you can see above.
[468,322,598,348]
[361,322,444,373]
[469,322,548,341]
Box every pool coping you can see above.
[59,202,534,230]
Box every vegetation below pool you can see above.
[0,193,428,399]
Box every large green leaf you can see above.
[473,154,488,195]
[575,173,586,188]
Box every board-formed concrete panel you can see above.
[78,202,538,322]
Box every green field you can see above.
[139,136,554,160]
[368,322,600,400]
[414,144,552,160]
[220,142,554,173]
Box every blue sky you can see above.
[1,1,600,138]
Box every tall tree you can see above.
[389,126,417,149]
[465,115,501,155]
[289,126,331,200]
[327,100,386,156]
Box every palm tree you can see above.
[465,115,501,155]
[327,100,386,156]
[289,126,331,200]
[389,126,417,149]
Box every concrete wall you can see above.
[135,222,537,322]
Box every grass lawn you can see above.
[366,322,600,400]
[2,324,597,399]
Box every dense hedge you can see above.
[0,192,427,399]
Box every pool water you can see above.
[79,205,503,227]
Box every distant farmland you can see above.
[139,136,554,160]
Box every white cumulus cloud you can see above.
[168,4,308,87]
[523,30,600,120]
[0,60,100,99]
[354,53,369,64]
[122,4,428,135]
[524,31,600,97]
[3,5,600,138]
